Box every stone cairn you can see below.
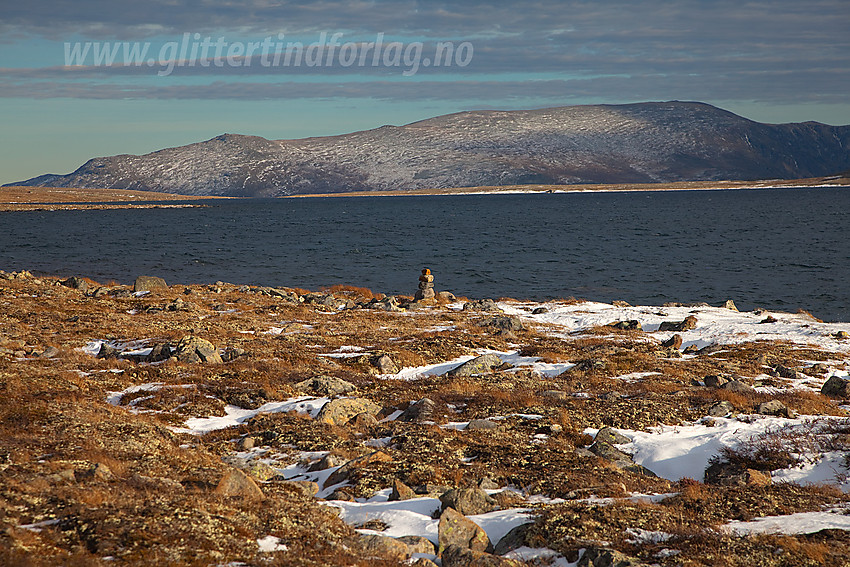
[414,268,436,301]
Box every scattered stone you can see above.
[279,480,320,498]
[238,437,255,451]
[539,389,569,400]
[390,479,417,501]
[447,354,503,377]
[221,347,247,362]
[835,330,850,339]
[589,441,634,466]
[325,451,392,487]
[439,487,497,516]
[370,354,399,374]
[478,315,524,332]
[757,400,790,417]
[349,412,379,430]
[39,346,60,358]
[658,315,698,332]
[494,523,532,555]
[608,320,641,331]
[315,397,381,426]
[76,462,115,482]
[438,507,492,554]
[477,477,500,490]
[97,343,121,359]
[174,335,222,363]
[466,419,501,431]
[704,462,773,487]
[215,469,265,501]
[720,380,754,393]
[60,276,89,292]
[308,453,345,472]
[145,342,173,363]
[703,374,729,388]
[661,334,683,349]
[133,275,168,293]
[397,535,436,555]
[398,397,437,423]
[295,375,357,397]
[682,344,700,354]
[436,291,456,302]
[244,461,277,482]
[774,364,800,379]
[594,427,631,445]
[612,300,632,307]
[760,315,778,324]
[805,363,829,376]
[463,299,501,312]
[707,400,735,417]
[578,546,649,567]
[414,268,436,302]
[531,306,549,314]
[441,544,522,567]
[360,534,410,560]
[822,375,850,398]
[722,299,738,311]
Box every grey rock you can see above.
[578,546,649,567]
[438,507,492,554]
[478,316,524,332]
[399,398,437,423]
[39,346,60,358]
[531,307,549,314]
[133,275,168,292]
[608,320,642,331]
[390,479,417,501]
[215,469,264,501]
[720,380,754,393]
[707,400,735,417]
[822,375,850,398]
[594,427,631,445]
[463,299,501,312]
[478,477,500,490]
[494,523,532,555]
[436,291,456,302]
[61,276,89,292]
[441,544,522,566]
[662,334,683,349]
[145,342,172,363]
[295,375,357,397]
[703,374,729,388]
[315,398,381,426]
[360,534,410,560]
[96,343,121,359]
[174,335,222,363]
[757,400,790,417]
[466,419,501,431]
[397,535,436,555]
[308,453,345,472]
[439,487,498,516]
[371,354,399,374]
[447,354,503,377]
[589,441,634,465]
[658,315,698,332]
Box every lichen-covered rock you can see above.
[441,544,522,566]
[295,375,357,397]
[659,315,697,332]
[133,275,168,292]
[438,507,492,555]
[822,375,850,398]
[315,397,380,426]
[440,487,498,516]
[175,335,222,363]
[398,397,437,422]
[359,534,410,560]
[447,354,503,377]
[215,469,265,501]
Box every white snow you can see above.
[256,535,288,552]
[726,506,850,535]
[171,396,329,435]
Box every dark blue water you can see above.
[2,187,849,321]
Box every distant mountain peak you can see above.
[10,101,850,196]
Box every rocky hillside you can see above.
[13,102,850,196]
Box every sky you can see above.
[1,0,848,185]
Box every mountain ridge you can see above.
[10,101,850,196]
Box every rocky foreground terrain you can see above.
[2,271,850,566]
[12,102,850,196]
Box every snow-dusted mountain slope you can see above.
[13,102,850,196]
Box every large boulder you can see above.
[439,488,498,516]
[133,275,168,292]
[215,469,264,501]
[822,375,850,398]
[174,335,222,363]
[478,316,524,332]
[447,354,503,377]
[441,544,522,567]
[398,398,437,423]
[658,315,698,332]
[295,375,357,397]
[438,507,492,555]
[315,397,380,426]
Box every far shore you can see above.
[2,175,848,209]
